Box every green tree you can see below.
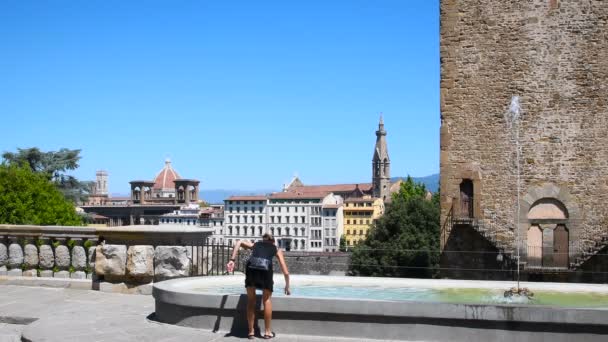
[2,147,92,203]
[339,235,347,252]
[350,179,440,278]
[392,175,427,203]
[0,165,82,225]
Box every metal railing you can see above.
[189,239,246,276]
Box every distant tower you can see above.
[95,170,108,195]
[372,114,391,201]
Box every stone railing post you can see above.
[53,238,70,278]
[7,236,23,277]
[22,237,39,277]
[38,237,54,278]
[86,239,98,280]
[126,245,154,284]
[95,243,127,283]
[0,235,7,276]
[70,238,87,279]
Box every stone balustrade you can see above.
[0,225,213,290]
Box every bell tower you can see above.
[372,114,390,201]
[95,170,108,195]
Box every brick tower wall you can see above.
[440,0,608,255]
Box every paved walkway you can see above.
[0,285,406,342]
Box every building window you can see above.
[360,229,363,235]
[347,230,351,235]
[346,220,350,224]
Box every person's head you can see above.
[262,232,275,244]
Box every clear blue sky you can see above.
[0,0,439,194]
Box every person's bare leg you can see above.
[246,287,256,337]
[262,289,273,336]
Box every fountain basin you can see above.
[153,275,608,341]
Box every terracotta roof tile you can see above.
[344,197,376,203]
[269,191,327,199]
[287,183,373,194]
[153,159,181,190]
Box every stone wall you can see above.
[0,225,213,293]
[0,235,97,279]
[440,0,608,267]
[277,252,350,275]
[233,250,351,276]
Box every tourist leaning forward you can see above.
[226,233,290,339]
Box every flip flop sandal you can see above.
[263,332,276,339]
[248,333,255,339]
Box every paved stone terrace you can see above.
[0,285,404,342]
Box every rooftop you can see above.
[269,191,328,200]
[287,183,373,194]
[225,195,267,201]
[153,159,181,191]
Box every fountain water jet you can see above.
[505,95,527,297]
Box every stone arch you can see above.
[383,158,388,176]
[519,183,580,264]
[527,198,568,220]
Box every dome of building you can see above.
[153,159,181,191]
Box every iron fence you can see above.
[189,240,244,276]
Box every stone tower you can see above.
[372,115,391,201]
[440,0,608,280]
[95,170,108,195]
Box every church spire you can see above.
[372,114,390,201]
[374,113,389,160]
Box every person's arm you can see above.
[276,249,291,295]
[226,240,254,272]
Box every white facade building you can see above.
[322,195,344,252]
[220,193,343,252]
[200,204,225,243]
[159,204,201,226]
[223,196,268,247]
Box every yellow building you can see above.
[343,197,384,246]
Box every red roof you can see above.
[287,183,373,194]
[153,159,181,190]
[269,191,327,199]
[344,197,376,203]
